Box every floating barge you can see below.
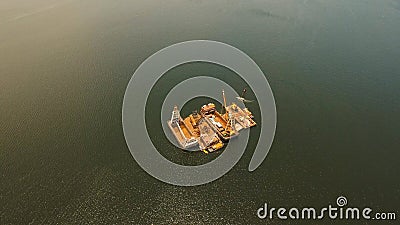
[200,103,238,141]
[167,90,256,153]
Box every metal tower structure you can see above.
[226,112,236,133]
[171,105,181,124]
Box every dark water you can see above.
[1,0,399,224]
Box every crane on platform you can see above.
[236,88,254,103]
[222,89,227,115]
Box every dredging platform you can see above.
[167,90,256,153]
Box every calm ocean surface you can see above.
[1,0,399,224]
